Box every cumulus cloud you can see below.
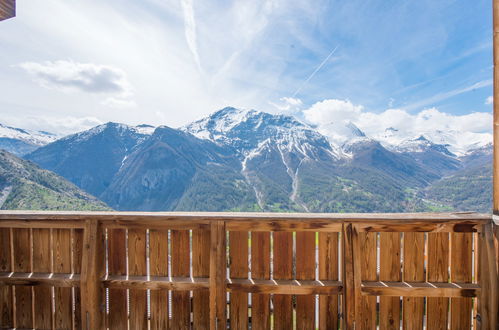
[18,60,135,108]
[486,96,493,105]
[303,98,492,154]
[0,114,103,136]
[270,97,303,114]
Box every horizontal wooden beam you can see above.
[0,272,80,287]
[354,221,482,233]
[102,275,209,291]
[0,0,15,21]
[226,220,342,232]
[0,210,490,223]
[0,219,86,229]
[227,279,343,295]
[361,281,480,298]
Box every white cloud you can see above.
[181,0,202,71]
[18,60,135,109]
[486,95,493,105]
[270,97,303,113]
[303,98,492,154]
[18,60,132,94]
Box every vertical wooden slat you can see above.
[32,229,52,329]
[128,229,147,329]
[477,223,499,329]
[80,220,104,330]
[13,228,32,328]
[54,229,73,329]
[107,229,128,329]
[272,231,293,330]
[379,232,401,329]
[343,224,355,330]
[192,229,210,329]
[0,228,13,328]
[357,232,377,330]
[229,231,248,329]
[427,232,449,329]
[150,230,169,330]
[171,229,190,329]
[210,221,226,330]
[250,231,271,330]
[402,232,425,329]
[72,229,84,330]
[450,232,472,329]
[295,231,315,329]
[318,232,339,330]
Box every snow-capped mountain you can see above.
[21,106,493,213]
[0,123,58,156]
[183,107,341,160]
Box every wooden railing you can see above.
[0,211,497,329]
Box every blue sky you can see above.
[0,0,493,137]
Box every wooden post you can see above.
[80,219,104,330]
[342,223,355,330]
[492,0,499,327]
[210,220,226,330]
[477,223,498,329]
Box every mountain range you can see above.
[1,107,492,212]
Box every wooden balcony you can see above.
[0,211,497,329]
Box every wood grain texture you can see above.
[318,232,339,330]
[250,231,271,330]
[357,232,377,330]
[379,232,401,330]
[0,228,13,328]
[149,230,169,330]
[171,230,190,330]
[32,228,52,329]
[450,232,472,329]
[54,229,73,329]
[72,228,83,330]
[295,231,315,330]
[210,221,226,329]
[272,231,293,330]
[192,229,210,329]
[229,231,248,329]
[107,229,128,329]
[427,232,449,329]
[128,229,147,329]
[343,224,355,330]
[402,232,424,330]
[13,228,32,329]
[0,0,15,21]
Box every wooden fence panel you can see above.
[128,229,147,329]
[450,232,473,329]
[171,230,190,329]
[318,232,339,330]
[150,230,169,329]
[229,231,248,329]
[107,229,128,329]
[250,231,271,330]
[13,228,32,328]
[379,232,401,329]
[427,232,450,329]
[192,229,210,329]
[273,231,293,329]
[32,228,52,329]
[357,232,377,329]
[0,228,13,328]
[53,229,73,329]
[295,231,316,329]
[72,229,84,330]
[402,232,425,330]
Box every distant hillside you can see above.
[423,164,492,213]
[0,149,110,210]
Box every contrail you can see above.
[292,45,338,98]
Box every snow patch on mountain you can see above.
[0,123,58,146]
